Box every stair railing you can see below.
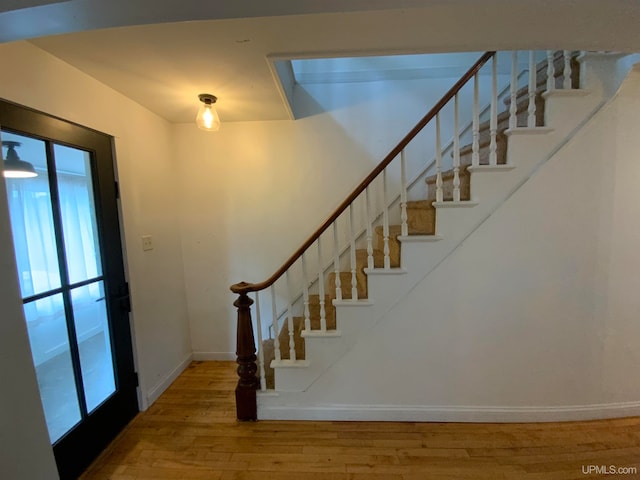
[265,63,533,341]
[230,50,579,420]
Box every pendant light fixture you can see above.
[196,94,220,131]
[2,141,37,178]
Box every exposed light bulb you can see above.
[3,169,37,178]
[202,106,215,128]
[196,94,220,132]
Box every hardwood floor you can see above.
[80,361,640,479]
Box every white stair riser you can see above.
[543,91,599,133]
[470,169,522,205]
[434,205,483,240]
[504,133,555,169]
[274,303,378,391]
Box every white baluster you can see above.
[333,222,342,301]
[301,252,311,332]
[563,50,572,89]
[546,50,555,92]
[365,186,374,270]
[349,204,358,301]
[285,270,296,361]
[453,93,461,201]
[489,54,498,166]
[472,77,480,167]
[509,51,518,130]
[317,239,327,332]
[436,113,444,201]
[400,150,408,237]
[270,285,281,362]
[382,171,390,269]
[255,291,266,390]
[528,50,536,127]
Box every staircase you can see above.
[230,50,626,421]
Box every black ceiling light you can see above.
[2,141,37,178]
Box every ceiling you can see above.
[2,0,640,124]
[290,53,485,85]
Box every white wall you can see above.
[175,73,507,358]
[0,40,192,476]
[287,66,640,416]
[600,69,640,403]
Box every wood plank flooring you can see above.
[80,361,640,479]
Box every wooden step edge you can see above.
[397,234,443,243]
[467,165,516,173]
[407,199,435,209]
[375,225,435,238]
[432,200,479,208]
[504,126,553,136]
[270,359,310,368]
[301,329,342,338]
[332,299,374,307]
[542,88,591,99]
[363,267,407,275]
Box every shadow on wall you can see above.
[290,85,324,119]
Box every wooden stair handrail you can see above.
[230,51,495,296]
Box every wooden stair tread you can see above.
[407,199,435,208]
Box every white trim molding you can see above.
[258,401,640,423]
[144,353,193,409]
[192,351,236,361]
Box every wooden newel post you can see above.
[233,286,259,421]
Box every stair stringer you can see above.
[263,57,618,411]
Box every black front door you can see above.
[1,100,138,479]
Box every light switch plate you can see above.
[142,235,153,251]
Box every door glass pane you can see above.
[2,131,61,297]
[54,144,102,284]
[71,281,116,412]
[23,295,82,443]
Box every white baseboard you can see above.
[257,401,640,423]
[144,353,193,409]
[192,351,236,361]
